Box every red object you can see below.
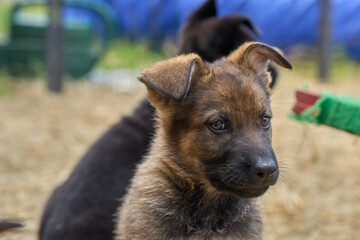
[292,90,321,115]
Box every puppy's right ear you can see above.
[139,54,204,106]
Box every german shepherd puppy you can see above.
[116,42,292,240]
[39,1,267,240]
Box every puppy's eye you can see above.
[261,116,271,129]
[209,119,226,132]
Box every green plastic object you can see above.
[0,0,118,79]
[290,91,360,136]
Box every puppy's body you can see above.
[39,1,264,239]
[118,135,262,240]
[116,43,292,239]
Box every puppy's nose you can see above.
[253,159,277,181]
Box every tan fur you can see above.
[115,42,292,240]
[140,53,204,103]
[227,42,292,88]
[117,134,263,240]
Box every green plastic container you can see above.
[290,91,360,136]
[0,0,117,79]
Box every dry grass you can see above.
[0,72,359,239]
[262,73,360,240]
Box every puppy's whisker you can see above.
[218,174,236,184]
[275,175,288,190]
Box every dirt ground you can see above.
[0,71,359,240]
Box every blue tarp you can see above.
[217,0,360,59]
[81,0,360,59]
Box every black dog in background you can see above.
[178,0,278,87]
[178,0,261,61]
[39,1,271,239]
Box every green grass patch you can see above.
[291,48,360,82]
[0,1,12,37]
[0,72,15,96]
[331,51,360,82]
[96,39,174,69]
[20,4,48,15]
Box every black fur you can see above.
[0,220,22,233]
[39,100,155,240]
[178,0,278,86]
[39,1,268,239]
[178,0,261,62]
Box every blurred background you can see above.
[0,0,359,239]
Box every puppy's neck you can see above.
[147,128,261,237]
[151,126,207,186]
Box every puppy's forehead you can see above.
[211,61,244,76]
[197,61,270,118]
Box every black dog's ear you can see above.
[238,16,262,37]
[227,42,292,87]
[187,0,217,22]
[139,54,204,105]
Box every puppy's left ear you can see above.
[139,54,204,105]
[227,42,292,87]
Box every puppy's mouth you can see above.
[207,175,276,198]
[218,182,270,198]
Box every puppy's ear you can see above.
[227,42,292,86]
[139,54,203,105]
